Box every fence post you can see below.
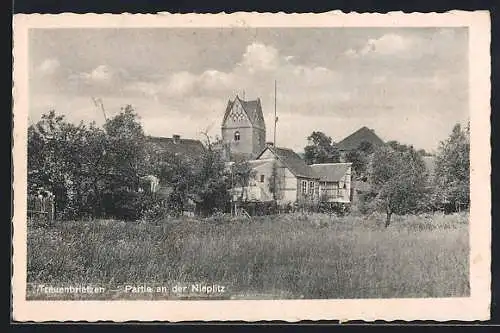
[49,197,55,223]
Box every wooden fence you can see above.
[28,194,55,224]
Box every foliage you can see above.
[304,131,340,165]
[28,111,111,218]
[231,159,256,202]
[344,141,374,179]
[386,140,415,153]
[103,104,151,188]
[368,145,428,226]
[268,161,284,202]
[432,123,470,211]
[157,151,195,216]
[190,137,231,216]
[28,107,161,220]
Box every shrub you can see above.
[104,190,164,221]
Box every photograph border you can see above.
[12,10,491,322]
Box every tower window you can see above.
[234,131,240,141]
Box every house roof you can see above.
[310,163,352,182]
[257,146,318,179]
[147,136,205,160]
[248,159,273,168]
[225,159,272,170]
[337,126,385,152]
[222,95,266,129]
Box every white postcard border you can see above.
[12,10,491,322]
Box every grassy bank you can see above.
[27,212,469,300]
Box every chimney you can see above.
[172,134,181,144]
[266,142,274,147]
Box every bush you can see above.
[318,202,350,216]
[139,198,168,223]
[103,190,164,221]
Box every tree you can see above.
[191,134,231,216]
[27,106,156,220]
[304,131,340,165]
[345,141,374,179]
[103,105,148,191]
[417,148,431,156]
[27,110,113,218]
[268,161,284,202]
[368,145,428,227]
[158,151,195,216]
[231,160,256,202]
[386,140,413,154]
[433,123,470,211]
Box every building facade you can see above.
[229,145,352,205]
[221,95,266,160]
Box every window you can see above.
[234,131,240,141]
[301,180,307,194]
[260,175,265,183]
[309,181,314,196]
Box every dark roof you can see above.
[311,163,351,182]
[147,136,205,160]
[222,95,266,129]
[337,126,385,152]
[257,146,317,179]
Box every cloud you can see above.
[372,75,387,84]
[121,41,342,113]
[198,70,235,92]
[343,48,358,58]
[77,65,123,84]
[163,71,198,96]
[345,33,414,58]
[38,58,61,75]
[239,42,279,72]
[344,29,464,61]
[361,33,413,55]
[429,74,449,91]
[29,31,467,152]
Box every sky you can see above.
[29,27,468,152]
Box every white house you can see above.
[310,163,352,203]
[228,144,352,205]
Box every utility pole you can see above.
[274,80,277,147]
[91,97,108,122]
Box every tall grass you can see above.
[27,212,469,300]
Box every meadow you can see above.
[26,212,470,300]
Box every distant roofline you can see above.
[221,125,254,129]
[310,162,352,166]
[235,94,261,103]
[257,145,319,179]
[147,135,203,143]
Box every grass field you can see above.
[26,212,470,300]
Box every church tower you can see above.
[221,95,266,160]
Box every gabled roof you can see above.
[147,136,205,160]
[257,146,318,179]
[310,163,352,182]
[225,159,272,170]
[337,126,385,152]
[222,95,266,129]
